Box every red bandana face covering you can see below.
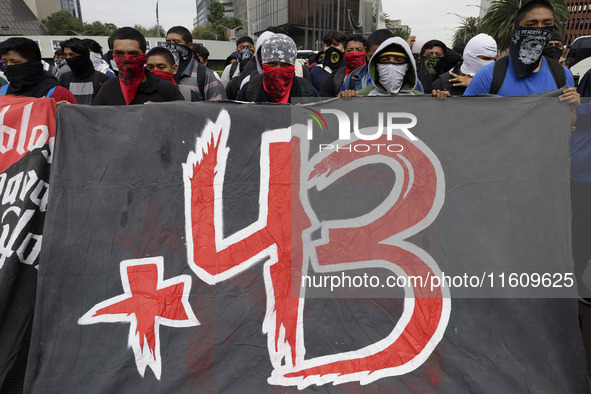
[262,64,295,104]
[345,51,367,76]
[114,54,147,105]
[152,70,177,85]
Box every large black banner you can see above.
[23,98,588,392]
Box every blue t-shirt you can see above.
[464,57,574,96]
[571,102,591,182]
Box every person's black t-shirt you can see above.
[92,70,184,105]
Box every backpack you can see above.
[243,74,315,102]
[0,84,55,97]
[195,62,208,99]
[490,56,566,95]
[229,62,239,80]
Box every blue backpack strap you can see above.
[45,86,56,98]
[0,84,8,94]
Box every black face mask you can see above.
[65,55,95,79]
[237,48,254,72]
[324,47,344,70]
[509,26,552,77]
[542,46,563,61]
[4,61,57,97]
[165,43,193,80]
[417,56,444,92]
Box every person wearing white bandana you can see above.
[432,34,497,96]
[356,37,422,96]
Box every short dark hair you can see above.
[147,47,175,66]
[515,0,555,27]
[366,29,395,49]
[111,27,147,53]
[193,44,209,61]
[107,34,115,50]
[54,49,64,56]
[236,36,254,47]
[323,30,346,46]
[421,40,447,56]
[61,37,90,57]
[345,34,367,49]
[0,37,41,62]
[82,38,103,55]
[166,26,193,46]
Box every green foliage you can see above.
[133,24,166,37]
[192,25,217,40]
[391,29,410,41]
[452,16,479,47]
[480,0,569,51]
[42,11,83,35]
[43,11,118,36]
[82,21,118,36]
[205,1,243,40]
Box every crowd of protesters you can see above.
[1,0,591,301]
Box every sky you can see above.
[79,0,483,46]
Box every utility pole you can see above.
[247,0,252,36]
[156,1,160,38]
[305,0,309,49]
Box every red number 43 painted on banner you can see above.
[182,110,451,389]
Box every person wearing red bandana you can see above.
[319,34,368,97]
[146,47,192,102]
[236,33,318,103]
[92,27,183,105]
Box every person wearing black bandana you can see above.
[58,38,110,105]
[221,36,256,87]
[309,30,346,91]
[165,26,226,101]
[543,31,565,62]
[465,0,578,103]
[0,37,77,104]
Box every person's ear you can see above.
[187,42,194,49]
[172,64,179,75]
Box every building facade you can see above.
[249,0,361,50]
[196,0,235,26]
[564,0,591,46]
[61,0,82,21]
[0,0,48,35]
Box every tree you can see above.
[42,11,83,35]
[480,0,569,51]
[206,0,242,40]
[82,21,118,36]
[372,12,411,41]
[391,29,410,41]
[192,25,217,40]
[452,16,479,47]
[133,24,165,37]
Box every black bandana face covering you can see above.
[510,26,552,77]
[165,43,193,80]
[323,47,344,71]
[418,56,443,92]
[542,46,562,61]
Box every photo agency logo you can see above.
[304,107,418,152]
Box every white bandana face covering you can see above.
[460,33,498,76]
[377,63,408,94]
